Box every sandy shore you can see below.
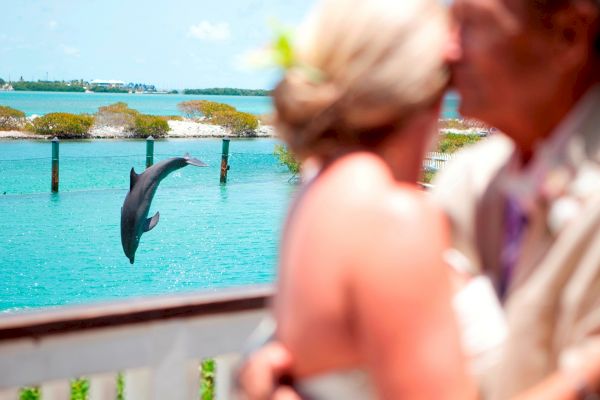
[0,120,277,140]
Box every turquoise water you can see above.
[0,92,273,117]
[0,139,295,312]
[0,91,461,119]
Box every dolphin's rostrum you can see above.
[121,154,207,264]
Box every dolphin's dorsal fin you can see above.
[144,212,160,232]
[130,168,139,191]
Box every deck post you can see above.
[51,137,59,193]
[146,136,154,169]
[220,138,230,184]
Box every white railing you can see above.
[423,152,455,172]
[0,285,272,400]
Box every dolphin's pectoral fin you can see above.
[144,212,160,232]
[130,168,140,191]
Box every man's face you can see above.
[449,0,559,133]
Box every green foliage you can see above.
[70,378,89,400]
[274,144,301,174]
[182,88,270,96]
[98,102,139,117]
[117,373,125,400]
[90,86,128,93]
[19,387,40,400]
[12,81,86,92]
[0,77,5,85]
[177,100,259,136]
[33,113,94,138]
[211,110,259,135]
[133,114,170,138]
[437,133,482,153]
[177,100,236,119]
[201,359,215,400]
[168,89,179,94]
[272,28,295,69]
[95,102,139,131]
[23,121,35,132]
[0,105,26,130]
[422,170,437,184]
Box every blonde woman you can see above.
[240,0,475,398]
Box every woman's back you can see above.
[275,153,473,399]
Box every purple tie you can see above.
[499,197,528,301]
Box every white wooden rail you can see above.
[0,285,272,400]
[423,152,454,172]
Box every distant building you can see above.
[90,79,125,88]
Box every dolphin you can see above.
[121,154,207,264]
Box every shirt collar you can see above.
[502,84,600,212]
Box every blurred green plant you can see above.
[19,387,40,400]
[117,373,125,400]
[274,144,301,175]
[201,359,215,400]
[70,378,89,400]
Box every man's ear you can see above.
[549,0,599,70]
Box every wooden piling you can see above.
[220,138,230,184]
[146,136,154,169]
[51,137,59,193]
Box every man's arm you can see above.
[235,342,300,400]
[513,357,600,400]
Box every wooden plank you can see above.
[0,286,272,341]
[124,368,152,400]
[0,310,266,389]
[89,373,118,400]
[0,388,18,400]
[186,360,200,400]
[40,379,70,400]
[152,322,188,399]
[215,353,240,400]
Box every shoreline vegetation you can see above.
[0,78,270,96]
[0,101,274,139]
[0,101,489,144]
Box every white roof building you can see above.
[90,79,126,87]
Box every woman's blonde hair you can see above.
[273,0,449,160]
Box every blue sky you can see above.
[0,0,315,90]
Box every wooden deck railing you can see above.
[0,285,273,400]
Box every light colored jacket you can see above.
[432,100,600,399]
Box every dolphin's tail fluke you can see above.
[184,153,208,167]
